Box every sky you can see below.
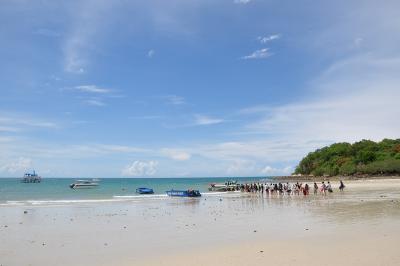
[0,0,399,177]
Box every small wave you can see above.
[1,198,130,206]
[1,195,170,206]
[0,201,26,206]
[0,191,244,206]
[113,194,168,199]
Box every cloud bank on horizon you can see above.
[0,0,399,177]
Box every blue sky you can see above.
[0,0,399,177]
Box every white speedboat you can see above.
[208,180,238,192]
[70,179,99,189]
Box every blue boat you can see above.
[136,187,154,194]
[166,189,201,197]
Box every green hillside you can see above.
[294,139,400,176]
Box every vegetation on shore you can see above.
[294,139,400,177]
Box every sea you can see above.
[0,177,271,205]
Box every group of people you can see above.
[236,180,346,196]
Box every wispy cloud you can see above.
[147,49,155,58]
[234,0,252,4]
[161,148,191,161]
[0,126,20,132]
[261,165,293,175]
[74,85,112,94]
[165,95,186,105]
[63,1,113,73]
[194,115,224,126]
[258,34,281,43]
[226,159,255,175]
[121,160,158,176]
[241,48,272,59]
[84,99,106,107]
[0,113,57,130]
[243,54,400,145]
[0,157,33,174]
[63,85,116,107]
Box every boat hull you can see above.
[70,183,98,189]
[166,190,201,197]
[136,188,154,194]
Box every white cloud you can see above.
[63,85,118,107]
[0,113,57,130]
[241,48,272,59]
[234,0,251,4]
[161,148,191,161]
[194,115,224,126]
[63,1,113,73]
[0,126,20,132]
[261,165,293,175]
[74,85,112,94]
[226,159,256,175]
[165,95,185,105]
[243,54,400,145]
[147,49,155,58]
[0,157,33,174]
[84,99,106,107]
[0,136,15,143]
[121,160,158,176]
[258,34,281,43]
[193,140,318,165]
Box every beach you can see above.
[1,178,400,266]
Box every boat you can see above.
[70,179,99,189]
[166,189,201,197]
[136,187,154,194]
[208,180,238,192]
[21,170,41,183]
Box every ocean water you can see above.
[0,177,270,204]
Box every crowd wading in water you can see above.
[218,180,345,196]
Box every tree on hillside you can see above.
[294,139,400,176]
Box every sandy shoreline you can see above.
[1,178,400,266]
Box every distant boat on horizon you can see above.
[21,170,41,183]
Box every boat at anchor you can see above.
[166,189,201,197]
[21,170,41,183]
[70,179,99,189]
[208,180,238,192]
[136,187,154,194]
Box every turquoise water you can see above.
[0,177,270,203]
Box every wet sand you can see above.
[1,179,400,266]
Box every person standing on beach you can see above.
[339,180,345,191]
[327,181,333,193]
[313,182,318,195]
[304,184,309,196]
[321,182,327,195]
[286,182,292,195]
